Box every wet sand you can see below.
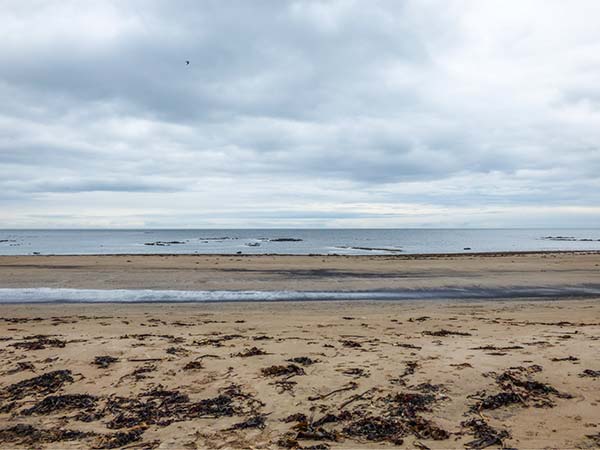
[1,251,600,291]
[0,300,599,449]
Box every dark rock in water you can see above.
[236,251,242,254]
[246,242,261,247]
[464,247,472,250]
[336,246,402,253]
[144,241,186,246]
[542,236,600,242]
[270,238,303,242]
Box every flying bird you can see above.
[186,60,190,65]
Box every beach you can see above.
[1,251,600,292]
[0,253,599,449]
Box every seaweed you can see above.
[271,380,298,395]
[105,387,243,431]
[390,360,419,385]
[384,392,436,419]
[187,394,237,418]
[193,334,243,347]
[411,383,446,393]
[4,361,35,375]
[94,429,144,449]
[550,356,579,362]
[3,370,73,400]
[341,368,369,378]
[183,360,203,370]
[312,411,352,427]
[308,382,358,401]
[470,392,522,411]
[228,414,267,430]
[233,347,268,357]
[287,356,316,366]
[395,343,422,350]
[22,393,97,415]
[253,335,273,341]
[93,355,119,368]
[262,364,305,377]
[406,416,449,440]
[462,418,509,449]
[0,424,91,445]
[282,413,307,423]
[471,369,571,412]
[580,369,600,378]
[342,417,405,444]
[166,346,189,355]
[10,335,67,350]
[422,329,471,337]
[294,422,339,442]
[340,340,362,348]
[471,345,523,350]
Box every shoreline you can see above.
[3,249,600,257]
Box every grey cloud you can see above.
[1,0,599,227]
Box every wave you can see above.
[0,286,600,303]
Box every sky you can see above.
[1,0,600,228]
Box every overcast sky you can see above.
[1,0,599,228]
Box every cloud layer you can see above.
[1,0,600,227]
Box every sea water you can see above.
[0,228,599,255]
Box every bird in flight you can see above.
[186,60,190,65]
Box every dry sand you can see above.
[0,253,599,449]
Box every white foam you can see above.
[0,288,406,303]
[1,285,599,303]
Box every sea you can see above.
[1,228,599,256]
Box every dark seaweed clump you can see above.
[10,335,67,350]
[0,424,90,446]
[93,356,119,368]
[261,364,305,377]
[22,394,97,415]
[462,418,510,449]
[3,370,73,400]
[234,347,268,357]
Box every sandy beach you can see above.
[0,253,599,449]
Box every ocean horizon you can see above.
[1,228,600,256]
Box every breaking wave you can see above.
[0,286,600,303]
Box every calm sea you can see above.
[1,229,599,255]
